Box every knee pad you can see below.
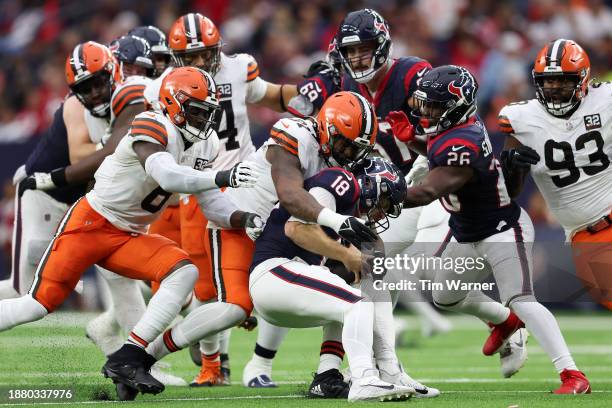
[163,263,198,290]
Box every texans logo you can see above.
[374,20,389,35]
[448,81,464,100]
[376,170,397,182]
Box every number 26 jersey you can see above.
[499,83,612,238]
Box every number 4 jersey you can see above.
[499,83,612,238]
[87,110,220,233]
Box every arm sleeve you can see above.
[144,151,218,193]
[246,76,268,104]
[195,189,238,228]
[288,187,336,224]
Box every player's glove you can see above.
[337,216,378,248]
[304,60,340,87]
[386,111,415,143]
[237,316,258,331]
[406,154,429,187]
[215,161,261,188]
[500,146,540,173]
[17,169,67,197]
[242,212,265,241]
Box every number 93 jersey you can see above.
[86,110,220,234]
[499,82,612,238]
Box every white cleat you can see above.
[242,357,276,388]
[85,310,122,356]
[348,376,414,402]
[150,361,187,386]
[500,328,528,378]
[379,366,440,398]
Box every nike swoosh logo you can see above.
[369,384,395,390]
[451,145,465,151]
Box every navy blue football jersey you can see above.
[296,73,340,114]
[24,103,88,205]
[250,167,359,270]
[342,57,431,175]
[427,118,520,242]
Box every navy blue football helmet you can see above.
[110,35,154,77]
[127,25,172,77]
[411,65,478,136]
[335,9,392,83]
[356,157,406,232]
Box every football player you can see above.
[498,39,612,311]
[141,12,302,387]
[142,91,378,396]
[0,42,121,300]
[0,67,261,396]
[246,9,447,394]
[389,64,591,394]
[248,160,414,402]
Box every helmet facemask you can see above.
[71,70,113,118]
[177,95,220,143]
[359,175,402,233]
[533,71,586,116]
[173,45,222,76]
[339,38,390,84]
[325,123,373,169]
[412,89,476,136]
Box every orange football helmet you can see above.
[159,67,220,143]
[65,41,121,118]
[168,13,222,76]
[532,39,591,116]
[316,91,377,168]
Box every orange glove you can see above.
[386,111,415,143]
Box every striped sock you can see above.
[126,331,149,349]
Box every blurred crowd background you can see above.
[0,0,610,309]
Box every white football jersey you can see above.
[84,110,109,145]
[499,82,612,238]
[211,117,327,226]
[143,53,267,170]
[87,110,220,233]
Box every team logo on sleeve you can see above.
[583,114,601,130]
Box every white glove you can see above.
[216,161,262,188]
[406,154,429,187]
[244,213,265,241]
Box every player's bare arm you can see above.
[285,221,362,282]
[268,145,324,222]
[64,104,144,185]
[256,83,299,112]
[64,95,97,164]
[404,166,474,208]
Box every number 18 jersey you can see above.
[499,83,612,238]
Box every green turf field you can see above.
[0,311,610,407]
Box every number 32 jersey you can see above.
[499,83,612,238]
[87,111,220,233]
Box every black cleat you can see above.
[115,382,139,401]
[308,369,349,399]
[102,344,165,396]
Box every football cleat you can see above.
[190,359,227,387]
[483,311,524,356]
[500,328,528,378]
[242,357,277,388]
[308,369,349,399]
[553,369,591,394]
[115,382,138,401]
[347,376,414,402]
[378,361,440,398]
[102,345,164,395]
[220,357,231,386]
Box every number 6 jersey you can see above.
[87,110,220,233]
[499,83,612,238]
